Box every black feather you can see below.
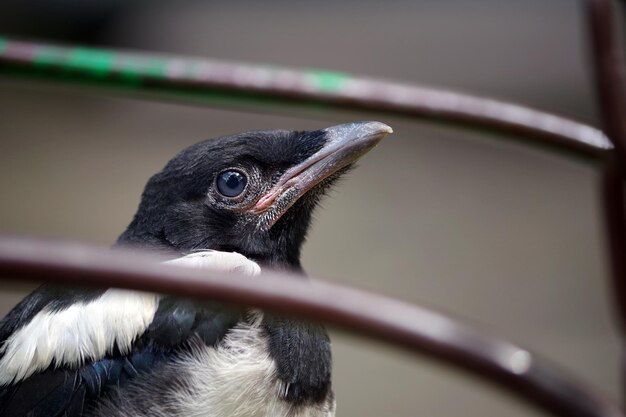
[264,317,332,404]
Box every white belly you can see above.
[170,313,335,417]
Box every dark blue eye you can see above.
[216,170,247,197]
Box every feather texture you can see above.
[89,313,335,417]
[0,289,158,385]
[0,250,262,416]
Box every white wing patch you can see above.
[0,250,260,386]
[0,289,159,385]
[165,250,261,276]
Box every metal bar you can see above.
[0,36,611,159]
[587,0,626,166]
[601,157,626,398]
[0,237,620,417]
[586,0,626,402]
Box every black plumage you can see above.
[0,121,392,417]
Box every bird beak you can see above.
[253,121,393,229]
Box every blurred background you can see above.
[0,1,617,416]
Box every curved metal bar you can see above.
[0,237,620,417]
[601,157,626,394]
[0,36,610,158]
[586,0,626,400]
[587,0,626,166]
[588,0,626,332]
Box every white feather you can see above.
[165,251,261,276]
[0,289,159,385]
[169,312,335,417]
[94,313,335,417]
[0,250,261,386]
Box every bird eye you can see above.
[216,170,248,198]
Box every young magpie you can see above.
[0,121,392,417]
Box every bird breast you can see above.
[91,312,336,417]
[170,312,335,417]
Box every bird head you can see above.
[117,121,392,270]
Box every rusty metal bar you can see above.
[586,0,626,402]
[0,36,611,159]
[0,236,620,417]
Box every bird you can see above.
[0,120,392,417]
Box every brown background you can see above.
[0,1,618,416]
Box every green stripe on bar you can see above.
[0,36,609,159]
[115,56,167,81]
[308,70,347,92]
[30,44,169,87]
[67,48,114,77]
[34,47,64,67]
